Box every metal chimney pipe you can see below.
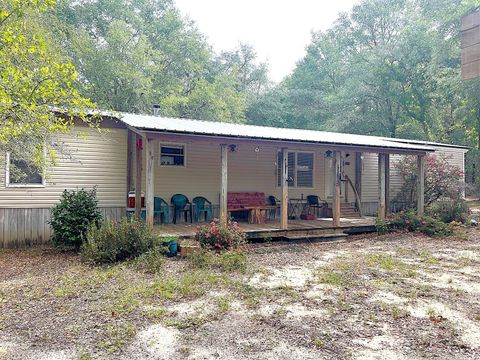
[153,104,161,116]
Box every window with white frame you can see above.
[277,151,314,188]
[6,153,44,187]
[160,144,186,166]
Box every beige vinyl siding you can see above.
[135,134,330,204]
[362,147,467,204]
[361,152,379,203]
[0,127,128,208]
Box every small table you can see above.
[244,206,277,224]
[288,198,309,219]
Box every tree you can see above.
[50,0,265,121]
[247,0,479,191]
[0,0,96,169]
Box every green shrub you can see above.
[80,218,156,264]
[426,199,470,224]
[375,217,389,234]
[195,218,246,251]
[385,210,454,237]
[49,188,102,250]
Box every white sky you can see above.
[175,0,359,83]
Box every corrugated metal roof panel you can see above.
[118,113,436,152]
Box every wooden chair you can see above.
[192,196,213,222]
[171,194,192,224]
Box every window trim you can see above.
[159,142,187,168]
[5,152,46,188]
[276,149,315,189]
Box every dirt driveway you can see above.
[1,230,480,359]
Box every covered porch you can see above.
[121,114,432,238]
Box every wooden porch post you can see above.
[135,134,143,218]
[385,154,390,215]
[146,138,155,228]
[220,144,228,223]
[355,152,362,199]
[378,153,386,220]
[332,151,341,227]
[417,154,425,215]
[280,147,288,230]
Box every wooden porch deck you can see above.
[153,217,376,240]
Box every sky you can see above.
[175,0,359,83]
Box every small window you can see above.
[6,153,44,187]
[160,144,185,166]
[277,151,314,188]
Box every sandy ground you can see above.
[1,229,480,359]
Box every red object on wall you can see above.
[136,137,143,150]
[128,192,145,208]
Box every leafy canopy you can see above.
[0,0,97,168]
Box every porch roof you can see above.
[117,113,437,153]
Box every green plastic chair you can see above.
[171,194,192,224]
[192,196,213,222]
[154,197,170,224]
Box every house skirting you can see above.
[0,207,125,248]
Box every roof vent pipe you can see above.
[153,104,161,116]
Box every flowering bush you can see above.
[194,218,246,251]
[394,154,464,208]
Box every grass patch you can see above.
[53,266,122,298]
[317,259,357,288]
[187,250,247,273]
[130,247,166,273]
[97,322,137,353]
[165,313,208,329]
[141,306,167,320]
[418,250,439,265]
[215,296,231,313]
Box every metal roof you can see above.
[117,113,441,153]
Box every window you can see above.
[277,151,314,188]
[6,153,44,187]
[160,144,185,166]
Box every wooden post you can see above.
[378,153,386,220]
[146,138,155,228]
[126,131,133,201]
[280,147,288,230]
[220,144,228,223]
[135,134,143,218]
[385,154,390,215]
[417,154,425,215]
[355,152,362,199]
[332,151,341,227]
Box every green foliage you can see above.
[80,218,157,264]
[194,218,247,251]
[375,217,389,234]
[49,188,102,250]
[50,0,269,121]
[427,199,470,224]
[247,0,478,187]
[0,0,97,169]
[386,210,453,237]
